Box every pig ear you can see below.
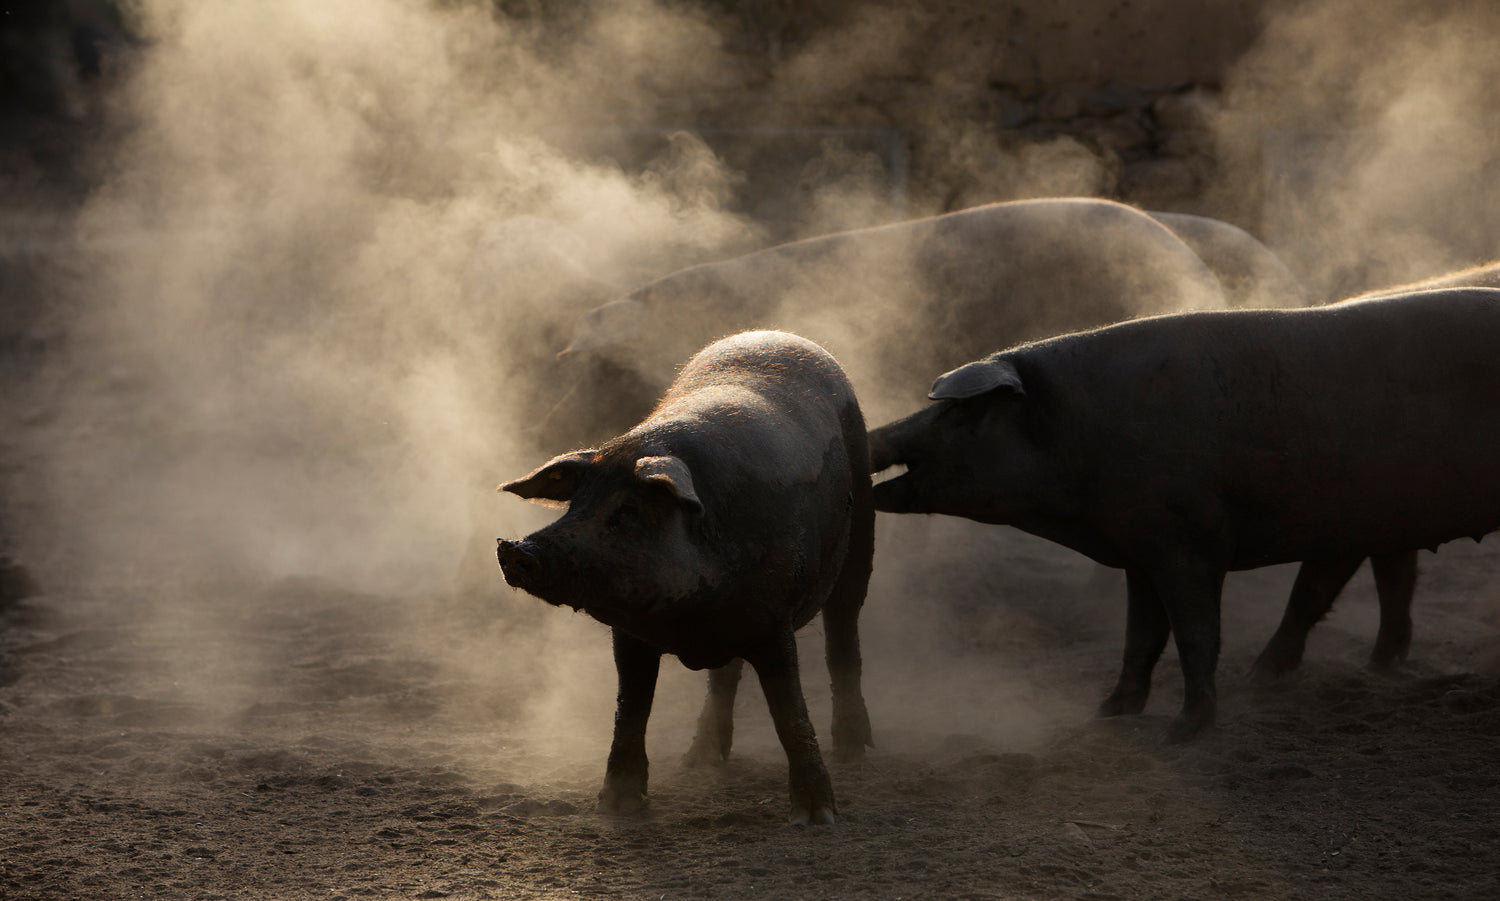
[499,450,597,507]
[635,455,703,514]
[929,358,1025,401]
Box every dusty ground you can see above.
[4,511,1500,900]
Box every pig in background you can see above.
[1147,210,1307,311]
[555,197,1307,440]
[496,330,874,825]
[869,287,1500,742]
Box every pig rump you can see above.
[1244,264,1500,680]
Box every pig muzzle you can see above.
[497,539,552,597]
[867,429,899,475]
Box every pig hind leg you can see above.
[749,631,837,825]
[683,660,745,767]
[1368,551,1416,670]
[598,629,662,816]
[824,497,876,763]
[1249,556,1363,683]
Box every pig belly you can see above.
[1227,462,1500,568]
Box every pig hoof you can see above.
[1164,715,1209,744]
[1098,692,1146,718]
[681,742,729,769]
[1247,664,1284,686]
[832,744,867,765]
[1366,647,1409,672]
[832,710,873,762]
[596,786,648,817]
[1248,653,1299,684]
[789,805,837,826]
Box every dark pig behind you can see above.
[497,330,874,825]
[1147,211,1307,310]
[869,288,1500,741]
[563,198,1238,432]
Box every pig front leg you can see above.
[748,631,837,825]
[683,659,744,766]
[1156,559,1225,743]
[598,628,661,816]
[1369,551,1416,670]
[1099,568,1171,718]
[1250,556,1363,682]
[1101,560,1224,743]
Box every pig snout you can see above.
[871,471,918,514]
[867,428,897,474]
[497,539,548,593]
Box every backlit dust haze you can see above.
[8,0,1500,771]
[1211,0,1500,298]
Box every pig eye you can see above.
[944,397,992,431]
[608,499,647,533]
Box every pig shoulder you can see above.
[643,331,863,493]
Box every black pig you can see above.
[497,330,874,824]
[869,288,1500,742]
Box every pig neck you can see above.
[1002,468,1126,569]
[997,358,1134,569]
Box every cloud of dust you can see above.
[1210,0,1500,298]
[13,0,1111,781]
[764,3,1112,221]
[43,0,1500,787]
[17,0,779,767]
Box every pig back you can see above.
[1028,288,1500,567]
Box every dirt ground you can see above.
[5,512,1500,900]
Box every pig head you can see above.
[497,447,743,669]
